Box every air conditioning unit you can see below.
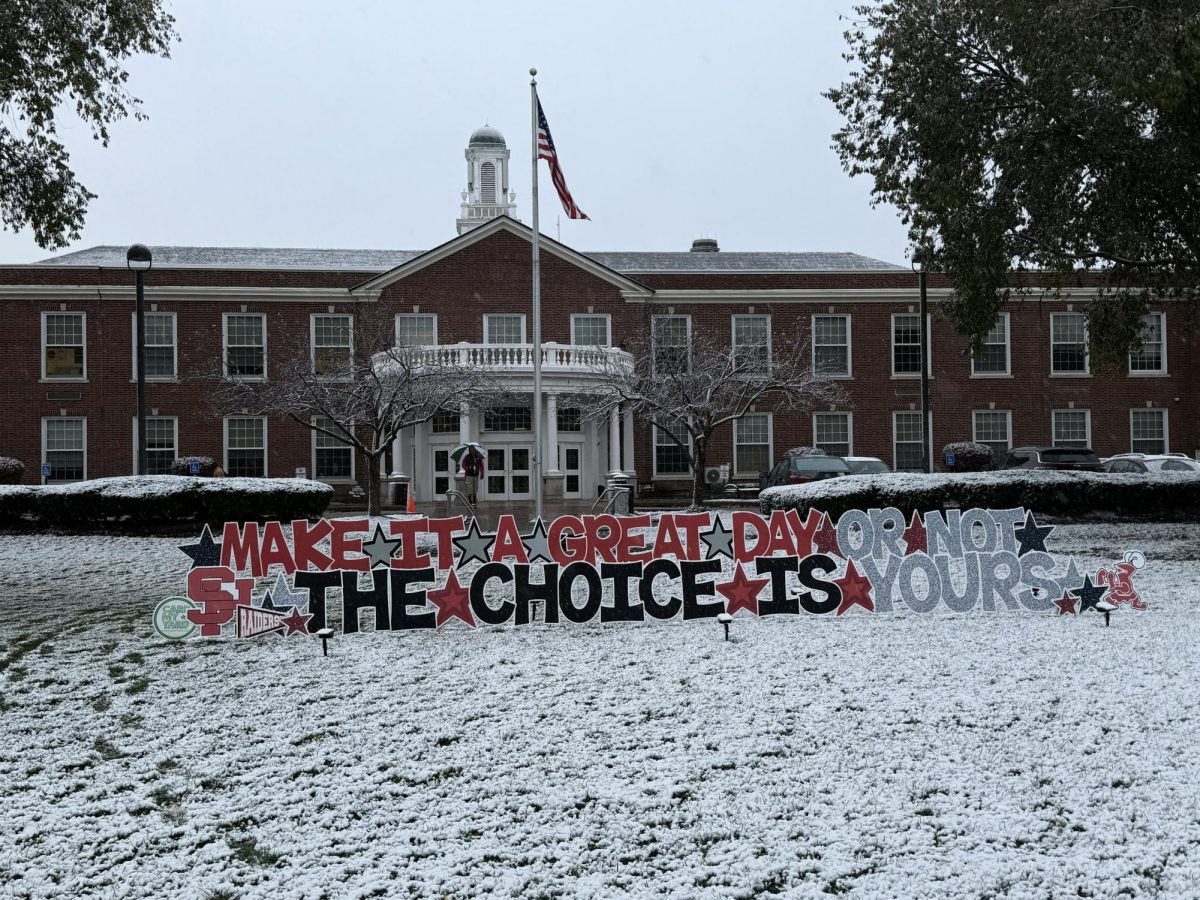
[704,466,728,489]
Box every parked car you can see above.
[759,453,852,489]
[1002,446,1104,471]
[845,456,890,475]
[1103,453,1200,474]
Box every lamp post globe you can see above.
[128,244,153,475]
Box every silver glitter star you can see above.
[453,519,495,565]
[361,525,402,569]
[701,516,734,559]
[259,572,309,612]
[522,517,553,563]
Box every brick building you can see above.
[0,126,1192,501]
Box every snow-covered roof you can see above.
[30,245,904,273]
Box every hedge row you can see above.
[759,470,1200,521]
[0,476,333,532]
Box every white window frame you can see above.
[971,313,1011,377]
[652,419,692,479]
[812,411,854,457]
[310,313,353,377]
[131,415,179,475]
[892,411,932,472]
[972,409,1013,459]
[395,313,438,347]
[41,416,87,483]
[570,313,612,347]
[222,312,267,381]
[890,312,931,378]
[733,413,774,478]
[731,314,772,375]
[311,416,356,483]
[41,311,87,381]
[484,314,527,345]
[1049,312,1089,377]
[651,314,692,376]
[223,415,269,477]
[1129,408,1169,454]
[811,313,852,378]
[1128,312,1167,376]
[1051,409,1092,448]
[129,311,178,381]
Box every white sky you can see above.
[0,0,911,265]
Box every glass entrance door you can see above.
[560,444,583,498]
[483,444,532,501]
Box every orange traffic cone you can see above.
[406,488,416,515]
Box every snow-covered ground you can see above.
[2,521,1199,898]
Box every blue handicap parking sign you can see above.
[945,450,956,468]
[41,463,52,477]
[189,460,201,475]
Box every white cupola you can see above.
[457,125,517,234]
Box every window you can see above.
[971,314,1010,376]
[972,410,1012,465]
[42,312,85,380]
[654,419,691,476]
[652,315,691,375]
[732,315,770,375]
[480,161,496,203]
[557,407,582,432]
[1052,410,1091,448]
[223,313,266,379]
[734,414,772,476]
[431,408,459,434]
[131,311,177,379]
[891,313,923,376]
[396,314,437,347]
[312,314,352,376]
[1130,409,1167,454]
[1129,313,1166,374]
[1050,313,1088,375]
[133,416,178,475]
[224,416,267,477]
[571,314,611,347]
[484,314,525,344]
[483,406,532,432]
[813,412,852,457]
[43,417,85,482]
[313,416,354,480]
[893,412,927,472]
[813,315,850,377]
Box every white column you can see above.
[608,405,623,476]
[545,393,561,474]
[622,405,635,482]
[458,401,471,488]
[391,427,410,478]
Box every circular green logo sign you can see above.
[153,596,197,641]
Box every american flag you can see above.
[536,98,589,221]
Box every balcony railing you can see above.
[407,342,633,375]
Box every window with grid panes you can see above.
[225,417,266,477]
[44,312,85,378]
[1052,410,1090,448]
[972,315,1009,375]
[44,418,84,481]
[652,316,690,375]
[312,315,351,375]
[431,408,459,433]
[571,315,610,347]
[141,417,177,474]
[142,312,176,378]
[893,412,925,472]
[313,416,353,478]
[224,314,265,378]
[1129,313,1165,373]
[483,407,532,431]
[654,420,690,475]
[485,314,525,344]
[813,315,849,376]
[1131,409,1166,453]
[557,407,582,432]
[734,414,771,476]
[1050,313,1087,374]
[814,412,851,457]
[892,314,922,375]
[396,314,437,347]
[973,411,1011,464]
[732,315,770,374]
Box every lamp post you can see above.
[127,244,153,475]
[911,255,931,473]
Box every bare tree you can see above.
[209,304,488,516]
[589,321,845,507]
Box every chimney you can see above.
[690,238,719,253]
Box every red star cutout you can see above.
[1054,591,1079,616]
[812,512,840,556]
[280,607,313,636]
[427,570,476,628]
[834,559,875,615]
[903,510,927,555]
[715,564,770,617]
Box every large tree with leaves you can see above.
[1,1,177,249]
[827,1,1200,369]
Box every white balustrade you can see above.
[402,342,632,376]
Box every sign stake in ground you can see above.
[1095,600,1117,627]
[316,627,335,656]
[717,612,733,642]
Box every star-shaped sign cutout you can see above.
[1054,590,1079,616]
[701,516,735,560]
[716,565,769,616]
[522,518,554,563]
[280,607,314,635]
[256,589,280,612]
[903,510,927,555]
[1060,558,1083,593]
[361,525,402,569]
[265,572,309,612]
[834,559,875,615]
[427,570,476,627]
[1013,511,1055,556]
[813,512,840,556]
[453,519,495,565]
[179,524,222,568]
[1075,574,1108,614]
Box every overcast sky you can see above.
[0,0,911,265]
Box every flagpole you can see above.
[530,67,544,522]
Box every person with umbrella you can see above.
[453,442,486,506]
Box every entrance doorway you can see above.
[484,444,532,500]
[560,443,584,499]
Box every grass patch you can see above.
[107,665,126,680]
[8,666,28,683]
[163,656,186,666]
[156,759,179,773]
[227,836,281,867]
[120,651,145,665]
[93,737,124,760]
[92,696,112,712]
[125,677,151,695]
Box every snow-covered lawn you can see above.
[1,522,1198,898]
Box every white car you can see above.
[844,456,890,474]
[1102,453,1200,474]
